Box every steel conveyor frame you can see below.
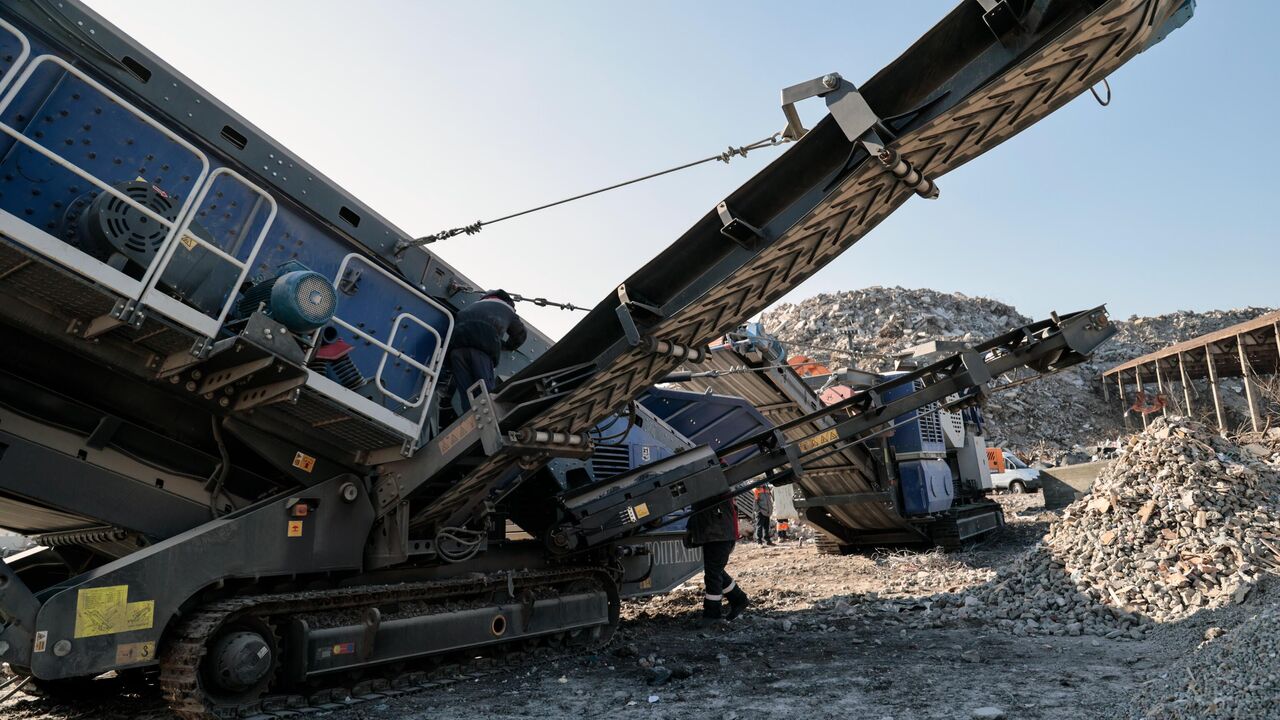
[674,337,917,539]
[412,0,1193,533]
[541,307,1115,552]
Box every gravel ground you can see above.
[8,493,1274,720]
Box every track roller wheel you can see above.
[162,612,281,719]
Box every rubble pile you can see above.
[761,288,1274,456]
[1131,603,1280,719]
[916,418,1280,637]
[761,287,1031,362]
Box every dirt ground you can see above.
[3,494,1264,720]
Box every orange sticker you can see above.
[292,452,316,473]
[287,520,304,537]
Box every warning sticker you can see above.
[33,631,47,653]
[438,414,477,456]
[179,233,199,251]
[73,586,155,639]
[633,503,650,519]
[115,641,156,665]
[292,452,316,473]
[287,520,304,538]
[798,428,839,453]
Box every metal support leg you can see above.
[1178,352,1193,419]
[1206,346,1226,436]
[1135,366,1148,429]
[1155,361,1169,417]
[1116,374,1129,430]
[1238,334,1261,433]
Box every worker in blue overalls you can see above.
[448,290,527,411]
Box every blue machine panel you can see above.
[879,377,946,455]
[0,31,453,433]
[898,459,953,515]
[638,388,770,465]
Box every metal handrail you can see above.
[0,18,31,95]
[0,54,211,295]
[140,166,278,336]
[373,312,444,408]
[325,254,454,438]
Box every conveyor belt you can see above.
[414,0,1192,531]
[677,346,911,536]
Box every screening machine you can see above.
[665,319,1100,552]
[0,0,1190,716]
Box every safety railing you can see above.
[0,54,210,302]
[0,18,31,96]
[139,167,277,338]
[373,311,445,408]
[315,253,453,443]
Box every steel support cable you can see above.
[509,293,590,312]
[397,132,792,254]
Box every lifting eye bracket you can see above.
[779,72,884,145]
[615,284,663,347]
[716,201,764,248]
[780,72,939,199]
[975,0,1024,41]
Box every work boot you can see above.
[696,599,723,628]
[725,587,749,621]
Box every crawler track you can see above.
[160,567,617,720]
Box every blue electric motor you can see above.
[270,270,338,331]
[236,262,337,332]
[897,459,955,515]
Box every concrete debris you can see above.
[1130,604,1280,719]
[761,287,1274,459]
[912,418,1280,636]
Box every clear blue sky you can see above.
[84,1,1276,338]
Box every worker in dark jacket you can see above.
[448,290,527,410]
[686,495,749,626]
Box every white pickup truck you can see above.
[987,449,1042,494]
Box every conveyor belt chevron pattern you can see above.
[419,0,1180,530]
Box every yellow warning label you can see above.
[73,586,155,639]
[798,428,839,453]
[179,233,199,251]
[292,452,316,473]
[633,503,650,519]
[115,641,156,665]
[287,520,304,537]
[33,631,47,653]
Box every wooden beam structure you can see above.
[1102,312,1280,435]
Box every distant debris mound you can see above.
[761,287,1274,458]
